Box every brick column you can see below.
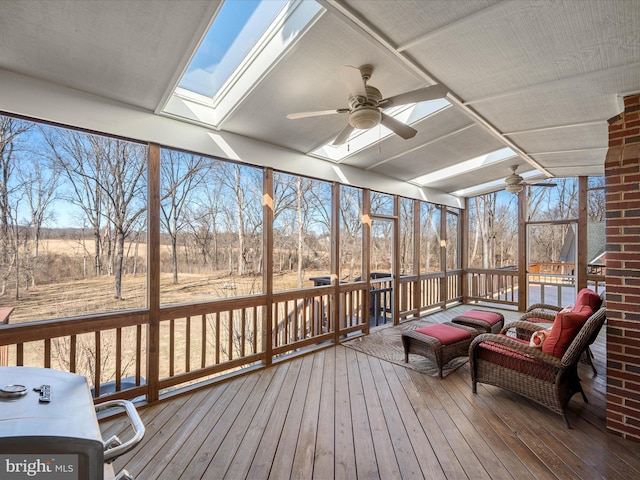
[605,93,640,442]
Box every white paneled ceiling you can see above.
[0,0,638,198]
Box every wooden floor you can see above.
[100,306,640,480]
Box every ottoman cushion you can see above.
[452,309,505,334]
[460,310,503,325]
[402,322,478,378]
[414,323,472,345]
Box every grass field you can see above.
[1,267,332,324]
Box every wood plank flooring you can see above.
[100,307,640,479]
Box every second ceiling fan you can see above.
[287,64,448,145]
[504,165,556,194]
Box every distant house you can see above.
[559,221,606,274]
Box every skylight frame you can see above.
[161,0,324,129]
[178,0,285,100]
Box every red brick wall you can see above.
[605,93,640,442]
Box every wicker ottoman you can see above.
[451,309,504,334]
[402,322,478,378]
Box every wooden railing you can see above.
[447,269,463,304]
[419,273,445,312]
[157,296,267,394]
[466,268,519,306]
[397,270,463,321]
[0,282,374,403]
[0,311,149,400]
[0,266,600,403]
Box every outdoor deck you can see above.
[100,306,638,480]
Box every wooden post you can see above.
[146,143,161,402]
[331,183,341,342]
[263,168,274,365]
[577,176,588,290]
[461,198,469,304]
[518,188,527,311]
[413,200,420,318]
[362,189,371,335]
[393,195,400,325]
[440,205,447,308]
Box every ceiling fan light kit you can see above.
[505,183,524,194]
[287,64,447,145]
[349,106,382,129]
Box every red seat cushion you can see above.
[542,304,593,357]
[414,324,471,345]
[476,338,556,382]
[460,309,503,326]
[574,288,602,311]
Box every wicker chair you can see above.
[469,306,607,428]
[520,290,605,374]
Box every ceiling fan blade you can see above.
[341,65,367,99]
[332,123,355,146]
[287,108,348,120]
[380,112,417,140]
[529,182,557,187]
[380,84,448,108]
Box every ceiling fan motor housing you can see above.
[505,172,523,186]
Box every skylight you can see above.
[163,0,323,127]
[178,0,286,99]
[311,99,451,162]
[411,148,516,187]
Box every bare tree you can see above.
[399,198,414,274]
[46,131,146,299]
[420,202,440,272]
[468,192,518,268]
[160,149,209,284]
[273,173,331,287]
[588,177,606,221]
[0,118,32,263]
[216,163,262,276]
[44,129,107,277]
[101,139,146,299]
[473,193,496,269]
[0,117,34,296]
[187,174,225,269]
[339,186,362,281]
[19,154,60,287]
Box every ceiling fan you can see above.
[286,64,448,145]
[504,165,557,194]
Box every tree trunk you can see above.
[94,228,102,277]
[114,229,125,300]
[172,234,179,284]
[133,235,139,277]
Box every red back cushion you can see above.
[575,288,602,311]
[542,304,593,358]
